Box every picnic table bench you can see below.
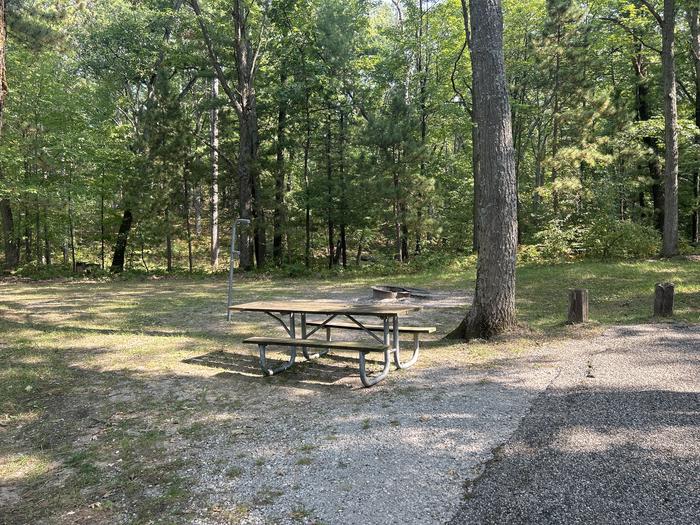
[228,300,435,387]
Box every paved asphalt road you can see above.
[450,324,700,525]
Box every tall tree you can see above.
[688,6,699,244]
[189,0,267,269]
[449,0,518,340]
[641,0,679,256]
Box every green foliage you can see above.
[582,218,660,260]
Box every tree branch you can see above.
[639,0,664,27]
[188,0,243,115]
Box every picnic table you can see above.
[229,300,434,387]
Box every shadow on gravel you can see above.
[450,385,700,525]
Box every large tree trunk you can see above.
[641,0,680,256]
[1,198,19,268]
[661,0,679,257]
[449,0,518,340]
[110,210,133,273]
[210,77,220,268]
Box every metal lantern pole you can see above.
[227,218,251,321]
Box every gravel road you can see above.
[450,324,700,525]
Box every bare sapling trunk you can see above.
[448,0,518,340]
[210,77,220,268]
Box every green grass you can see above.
[0,257,697,523]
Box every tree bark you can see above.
[0,198,18,268]
[165,206,173,272]
[448,0,518,340]
[661,0,679,257]
[184,164,194,273]
[273,71,288,265]
[189,0,265,269]
[643,0,680,256]
[303,99,312,268]
[110,210,133,273]
[210,77,220,269]
[326,111,335,269]
[688,8,700,244]
[0,0,8,130]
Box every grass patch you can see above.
[0,258,697,522]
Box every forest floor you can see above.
[0,259,698,524]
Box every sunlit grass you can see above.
[0,257,697,522]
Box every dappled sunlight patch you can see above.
[0,452,58,482]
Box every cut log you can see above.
[654,282,674,317]
[568,289,589,324]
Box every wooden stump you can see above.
[568,289,589,324]
[654,282,674,317]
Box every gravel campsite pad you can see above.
[450,324,700,525]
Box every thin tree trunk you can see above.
[0,0,8,130]
[165,206,173,272]
[326,111,334,269]
[67,180,76,273]
[689,7,700,243]
[34,198,41,263]
[449,0,518,340]
[210,77,220,269]
[184,164,194,273]
[273,71,288,265]
[43,207,50,265]
[339,109,347,268]
[303,101,312,268]
[100,179,105,270]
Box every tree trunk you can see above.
[110,210,133,273]
[0,0,8,130]
[339,109,347,268]
[303,101,312,268]
[660,0,679,256]
[165,206,173,272]
[326,111,335,269]
[43,207,50,265]
[448,0,518,340]
[0,198,18,268]
[689,8,700,244]
[210,77,220,269]
[100,185,105,269]
[184,165,194,273]
[68,185,76,272]
[273,71,288,265]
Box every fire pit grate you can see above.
[372,285,433,300]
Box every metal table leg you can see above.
[358,316,391,387]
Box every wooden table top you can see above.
[228,300,421,316]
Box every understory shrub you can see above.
[582,219,660,259]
